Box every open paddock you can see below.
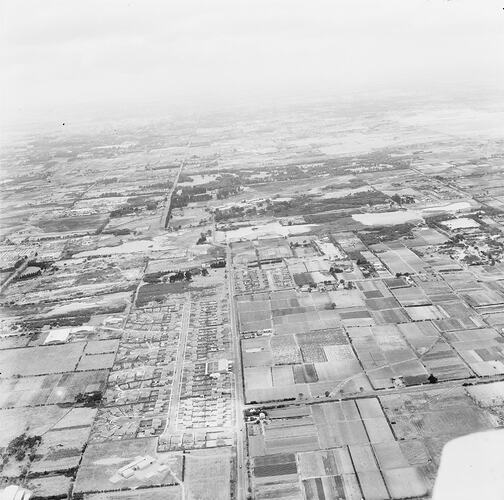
[0,406,95,448]
[27,474,72,499]
[380,386,496,465]
[184,448,231,500]
[77,352,116,371]
[0,343,85,377]
[31,425,92,474]
[74,438,183,494]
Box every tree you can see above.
[184,270,192,281]
[5,433,41,462]
[75,391,103,406]
[391,193,402,205]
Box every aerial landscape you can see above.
[1,1,503,499]
[0,94,503,499]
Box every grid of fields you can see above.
[248,397,430,499]
[232,219,504,498]
[234,246,504,402]
[247,382,504,499]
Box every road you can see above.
[163,295,192,434]
[160,153,185,229]
[243,372,504,413]
[160,133,196,229]
[120,260,150,330]
[227,246,249,499]
[0,258,29,294]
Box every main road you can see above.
[163,296,192,435]
[160,134,195,229]
[226,245,249,499]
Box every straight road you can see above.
[163,295,191,434]
[160,131,197,229]
[227,246,249,499]
[243,372,504,413]
[0,259,28,294]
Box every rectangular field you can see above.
[0,343,85,377]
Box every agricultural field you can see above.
[380,385,500,467]
[247,398,431,500]
[237,289,372,402]
[235,262,504,400]
[247,382,504,499]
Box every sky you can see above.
[1,0,503,131]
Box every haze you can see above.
[1,0,503,131]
